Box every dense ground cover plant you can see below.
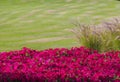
[72,18,120,52]
[0,47,120,82]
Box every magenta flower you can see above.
[0,46,120,81]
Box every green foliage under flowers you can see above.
[72,18,120,52]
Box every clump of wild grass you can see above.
[72,18,120,52]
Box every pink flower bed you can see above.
[0,47,120,82]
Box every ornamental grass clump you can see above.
[103,18,120,50]
[72,24,102,52]
[72,18,120,52]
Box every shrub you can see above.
[1,47,120,81]
[72,18,120,52]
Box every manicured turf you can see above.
[0,0,120,51]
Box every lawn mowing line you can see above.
[26,36,73,43]
[0,12,26,25]
[0,8,42,25]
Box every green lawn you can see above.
[0,0,120,51]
